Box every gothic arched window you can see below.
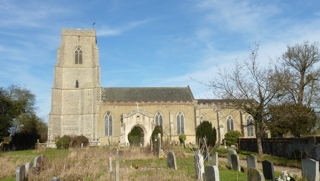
[105,111,113,136]
[247,116,254,137]
[226,115,234,132]
[177,111,185,134]
[75,46,83,64]
[155,111,163,126]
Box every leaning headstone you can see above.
[212,152,218,166]
[231,154,240,172]
[108,157,113,172]
[25,162,33,178]
[227,149,237,166]
[16,165,26,181]
[167,151,177,170]
[262,160,275,180]
[248,168,265,181]
[40,154,46,170]
[33,155,41,174]
[51,177,61,181]
[302,158,319,181]
[247,154,258,170]
[194,153,204,180]
[205,165,220,181]
[203,151,210,162]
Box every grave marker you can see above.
[231,154,240,172]
[33,155,41,174]
[248,168,265,181]
[51,177,61,181]
[205,165,220,181]
[194,153,204,180]
[16,165,26,181]
[302,158,319,181]
[212,152,218,166]
[227,149,237,166]
[262,160,275,180]
[167,151,177,170]
[247,154,258,170]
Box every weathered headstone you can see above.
[247,154,257,170]
[25,162,33,178]
[227,149,237,166]
[262,160,275,180]
[205,165,220,181]
[167,151,177,170]
[80,143,84,149]
[108,157,113,172]
[40,154,46,170]
[51,177,61,181]
[33,155,41,173]
[302,158,319,181]
[203,151,210,163]
[231,154,240,172]
[212,152,218,166]
[248,168,265,181]
[16,165,26,181]
[194,153,204,180]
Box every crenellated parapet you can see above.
[62,28,96,36]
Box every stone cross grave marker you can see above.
[205,165,220,181]
[203,151,210,163]
[262,160,275,180]
[302,158,319,181]
[212,152,218,166]
[194,153,204,180]
[16,165,26,181]
[227,149,237,166]
[248,168,265,181]
[167,151,177,170]
[231,154,240,172]
[247,154,258,170]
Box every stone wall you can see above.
[238,137,320,160]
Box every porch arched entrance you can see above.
[127,125,145,147]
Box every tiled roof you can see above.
[101,86,194,102]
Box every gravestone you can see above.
[194,153,204,180]
[25,162,33,178]
[247,154,258,169]
[167,151,177,170]
[51,177,61,181]
[302,158,319,181]
[203,151,210,163]
[230,154,240,172]
[33,155,41,173]
[182,140,186,149]
[16,165,26,181]
[248,168,265,181]
[262,160,275,180]
[108,157,113,172]
[110,170,115,181]
[212,152,218,166]
[115,158,119,181]
[40,154,46,170]
[205,166,220,181]
[150,139,153,152]
[227,149,237,166]
[81,143,84,149]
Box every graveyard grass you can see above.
[0,146,304,181]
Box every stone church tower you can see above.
[47,29,101,147]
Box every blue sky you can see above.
[1,0,320,121]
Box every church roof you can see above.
[101,86,194,103]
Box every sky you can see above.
[1,0,320,122]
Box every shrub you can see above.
[55,135,71,149]
[128,126,142,146]
[179,134,186,143]
[70,135,89,148]
[196,121,216,148]
[224,130,243,146]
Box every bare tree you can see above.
[210,44,283,156]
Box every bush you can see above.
[128,126,142,146]
[224,130,243,146]
[179,134,186,143]
[55,135,71,149]
[196,121,216,148]
[70,135,89,148]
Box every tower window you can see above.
[75,80,79,88]
[75,46,83,64]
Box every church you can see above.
[47,28,255,148]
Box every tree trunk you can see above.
[256,135,263,157]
